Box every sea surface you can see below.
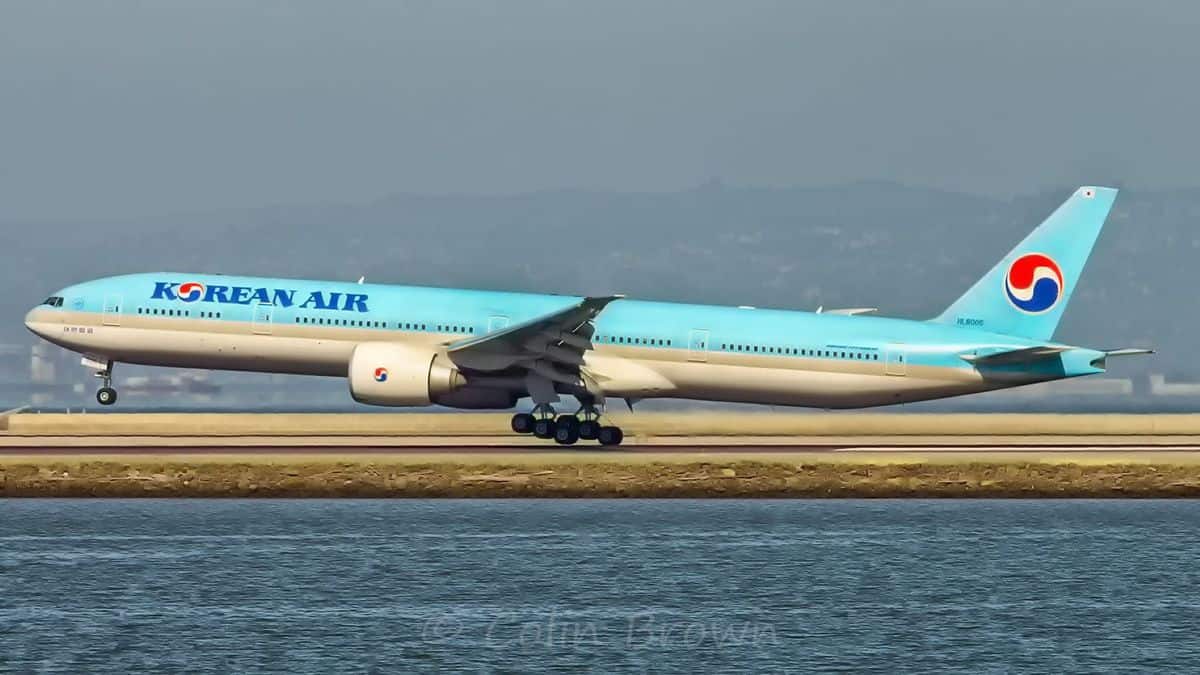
[2,499,1200,673]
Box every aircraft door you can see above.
[102,295,122,326]
[885,344,907,376]
[252,303,274,335]
[487,315,510,333]
[687,329,710,363]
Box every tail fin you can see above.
[932,186,1118,340]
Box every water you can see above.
[3,500,1200,673]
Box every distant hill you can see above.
[1,182,1186,374]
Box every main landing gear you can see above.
[94,361,117,406]
[510,405,624,447]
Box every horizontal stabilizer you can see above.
[1102,348,1154,358]
[960,345,1071,366]
[824,307,877,316]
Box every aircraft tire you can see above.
[577,419,600,440]
[555,415,579,435]
[533,418,555,439]
[554,423,579,445]
[511,413,535,434]
[597,426,623,446]
[96,387,118,406]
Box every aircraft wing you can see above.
[446,295,624,373]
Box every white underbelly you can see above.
[40,322,353,376]
[586,353,988,408]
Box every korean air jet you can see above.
[25,186,1149,445]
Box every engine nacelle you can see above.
[348,342,464,406]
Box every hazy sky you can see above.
[2,0,1197,219]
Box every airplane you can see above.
[24,186,1149,445]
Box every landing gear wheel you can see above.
[555,415,579,435]
[554,420,580,445]
[96,387,118,406]
[511,413,535,434]
[597,426,624,446]
[554,416,580,445]
[533,417,556,439]
[578,419,601,441]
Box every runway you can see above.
[7,440,1200,458]
[5,412,1200,460]
[6,412,1200,496]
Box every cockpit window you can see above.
[43,296,64,307]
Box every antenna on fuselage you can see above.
[357,276,365,284]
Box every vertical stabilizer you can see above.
[932,186,1117,340]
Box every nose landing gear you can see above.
[508,404,623,447]
[93,360,117,406]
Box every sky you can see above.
[2,0,1198,220]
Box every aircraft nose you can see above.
[24,307,45,336]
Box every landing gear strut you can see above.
[577,406,601,441]
[508,403,623,446]
[530,404,557,439]
[94,361,117,406]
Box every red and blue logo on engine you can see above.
[374,367,389,382]
[1004,253,1063,314]
[178,281,206,303]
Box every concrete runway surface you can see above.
[5,412,1200,462]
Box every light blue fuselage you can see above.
[24,272,1108,409]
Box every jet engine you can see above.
[348,342,466,406]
